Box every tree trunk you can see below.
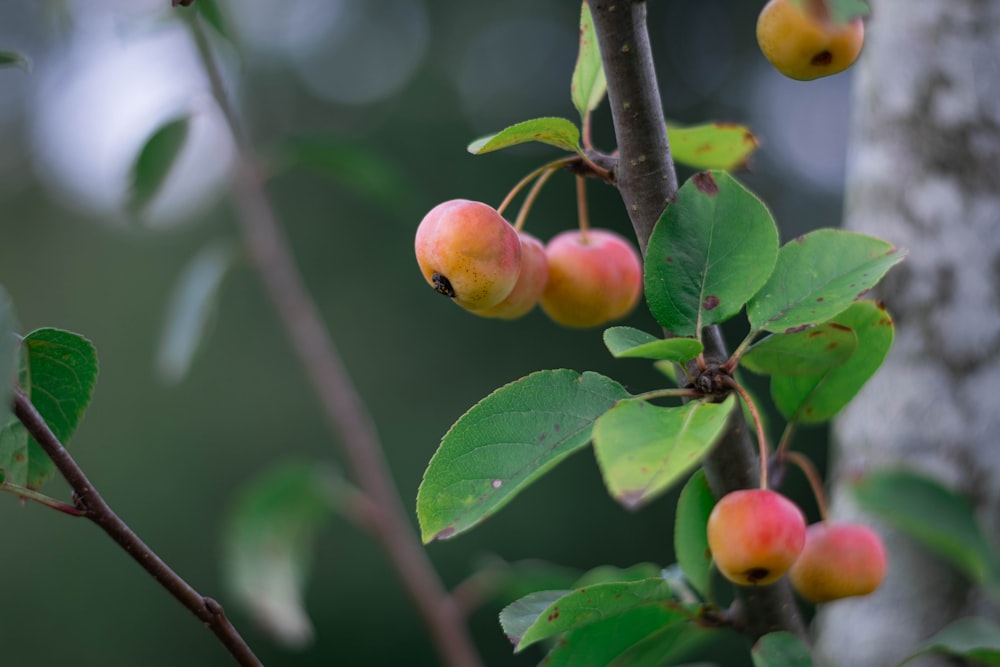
[815,2,1000,666]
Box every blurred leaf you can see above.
[675,469,715,599]
[593,396,735,510]
[467,117,581,155]
[0,287,18,422]
[900,617,1000,666]
[540,605,693,667]
[279,136,419,218]
[20,329,98,489]
[194,0,229,38]
[747,229,905,334]
[0,412,28,487]
[742,322,858,376]
[610,622,714,667]
[852,469,1000,591]
[771,301,893,423]
[501,578,675,651]
[417,370,628,542]
[467,556,583,608]
[0,50,30,71]
[667,123,759,171]
[752,632,813,667]
[571,0,607,120]
[574,563,664,588]
[604,327,703,362]
[222,461,340,649]
[645,171,779,336]
[127,115,191,217]
[155,240,237,385]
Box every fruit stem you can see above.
[724,377,770,490]
[496,157,576,217]
[723,330,760,374]
[632,387,704,402]
[0,479,86,516]
[576,174,591,243]
[513,166,559,233]
[783,450,829,522]
[775,421,797,458]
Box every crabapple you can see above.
[707,488,807,586]
[540,229,642,328]
[756,0,864,81]
[477,232,548,319]
[414,199,522,311]
[789,522,887,603]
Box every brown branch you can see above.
[183,14,484,667]
[589,0,806,641]
[12,388,263,667]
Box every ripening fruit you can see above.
[790,522,887,603]
[756,0,865,81]
[477,232,549,319]
[415,199,522,311]
[540,229,642,328]
[707,489,807,586]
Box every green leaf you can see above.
[899,617,1000,666]
[0,50,31,71]
[741,322,858,376]
[195,0,230,39]
[467,117,581,155]
[747,229,906,334]
[675,469,715,599]
[278,136,419,218]
[0,287,18,423]
[417,370,628,542]
[610,623,714,667]
[593,396,736,510]
[571,0,607,120]
[222,461,339,649]
[603,327,703,363]
[752,632,814,667]
[574,563,664,588]
[501,578,674,651]
[667,123,760,171]
[540,605,693,667]
[771,301,893,423]
[0,412,28,487]
[155,240,237,385]
[852,469,1000,589]
[127,115,191,217]
[21,329,99,489]
[645,171,779,336]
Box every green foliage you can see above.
[770,301,893,423]
[222,461,340,649]
[852,469,1000,596]
[571,0,606,121]
[899,617,1000,666]
[667,123,760,171]
[603,326,703,362]
[155,240,237,385]
[675,468,715,599]
[416,370,628,542]
[0,287,18,423]
[752,632,813,667]
[127,115,191,218]
[0,328,98,489]
[742,322,858,377]
[0,50,30,71]
[592,396,736,510]
[467,117,582,156]
[747,229,906,334]
[644,171,779,337]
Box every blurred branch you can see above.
[12,388,263,667]
[589,0,806,640]
[181,12,484,667]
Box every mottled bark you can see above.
[815,2,1000,666]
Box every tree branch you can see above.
[12,388,263,667]
[182,13,484,667]
[589,0,806,640]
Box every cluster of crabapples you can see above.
[707,488,887,603]
[414,199,642,328]
[756,0,865,81]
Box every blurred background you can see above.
[0,0,853,664]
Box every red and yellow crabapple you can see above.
[707,488,807,586]
[756,0,865,81]
[540,229,642,328]
[789,521,887,603]
[477,232,548,319]
[415,199,522,311]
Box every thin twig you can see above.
[12,388,263,667]
[183,13,484,667]
[0,480,86,516]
